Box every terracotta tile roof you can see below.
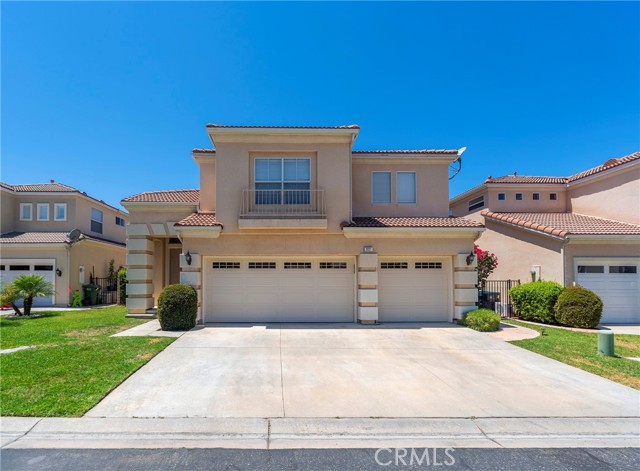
[485,175,567,184]
[0,231,125,246]
[481,211,640,237]
[353,149,459,155]
[206,124,360,130]
[1,182,79,192]
[174,212,222,227]
[192,148,216,154]
[122,189,200,204]
[346,217,483,228]
[568,151,640,182]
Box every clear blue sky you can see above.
[2,1,638,210]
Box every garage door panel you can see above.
[575,259,639,324]
[205,258,354,323]
[378,258,450,322]
[0,260,56,306]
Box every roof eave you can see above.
[342,226,484,239]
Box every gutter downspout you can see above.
[561,238,569,286]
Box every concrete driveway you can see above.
[87,323,640,418]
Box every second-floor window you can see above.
[54,203,67,221]
[91,208,103,234]
[37,203,50,221]
[550,193,557,200]
[396,172,417,204]
[468,196,485,211]
[115,216,126,227]
[372,172,392,204]
[498,193,506,201]
[255,158,310,204]
[515,193,523,201]
[20,203,32,221]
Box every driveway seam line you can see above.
[471,418,505,448]
[0,418,42,449]
[279,328,286,418]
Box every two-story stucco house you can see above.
[0,182,128,306]
[122,124,484,324]
[450,152,640,323]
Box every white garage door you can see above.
[0,259,56,306]
[575,258,640,324]
[203,257,355,323]
[378,257,451,322]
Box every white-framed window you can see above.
[396,172,417,204]
[498,193,506,201]
[115,216,126,227]
[533,193,540,201]
[19,203,33,221]
[37,203,50,221]
[54,203,67,221]
[91,208,103,234]
[550,193,557,201]
[254,158,311,204]
[515,193,523,201]
[468,196,485,211]
[372,171,392,204]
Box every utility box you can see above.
[597,330,615,356]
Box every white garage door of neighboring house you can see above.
[0,259,56,306]
[575,258,640,324]
[203,257,355,323]
[378,257,451,322]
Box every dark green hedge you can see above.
[464,309,501,332]
[554,285,603,328]
[158,284,198,331]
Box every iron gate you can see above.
[477,280,520,318]
[94,276,118,305]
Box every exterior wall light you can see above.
[185,251,192,266]
[466,251,475,266]
[56,268,62,277]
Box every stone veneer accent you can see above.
[357,252,378,324]
[125,236,155,314]
[453,252,478,320]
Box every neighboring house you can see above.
[450,152,640,323]
[0,182,128,306]
[121,124,484,324]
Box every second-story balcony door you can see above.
[255,158,311,205]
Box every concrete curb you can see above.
[1,417,638,449]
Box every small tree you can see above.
[474,244,498,285]
[10,275,55,316]
[117,268,128,305]
[1,284,23,316]
[107,259,116,289]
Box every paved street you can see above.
[3,448,639,471]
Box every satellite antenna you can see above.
[448,147,466,180]
[68,229,82,245]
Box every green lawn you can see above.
[504,319,640,390]
[0,306,174,417]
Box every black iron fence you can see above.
[478,280,521,318]
[93,276,118,305]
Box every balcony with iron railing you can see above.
[239,189,327,229]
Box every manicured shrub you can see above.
[509,281,564,324]
[554,286,603,329]
[117,268,128,305]
[158,284,198,331]
[464,309,501,332]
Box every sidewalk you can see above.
[2,417,639,449]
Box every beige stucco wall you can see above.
[475,220,564,283]
[199,160,216,212]
[10,195,78,233]
[214,142,351,232]
[0,245,69,306]
[487,188,567,212]
[0,190,16,233]
[69,241,126,294]
[352,162,450,217]
[75,198,127,243]
[568,166,640,225]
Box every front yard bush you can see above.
[509,281,564,324]
[554,286,603,328]
[464,309,501,332]
[158,284,197,331]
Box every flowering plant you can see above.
[474,244,498,284]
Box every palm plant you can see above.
[10,275,55,316]
[1,284,23,316]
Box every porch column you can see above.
[125,228,155,314]
[453,252,478,321]
[179,252,202,323]
[357,252,378,324]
